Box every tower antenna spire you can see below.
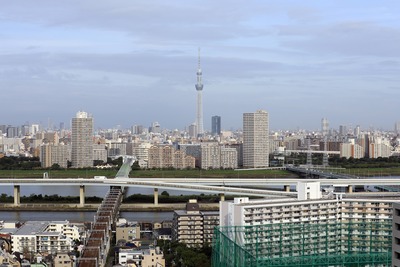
[198,47,201,70]
[195,47,204,136]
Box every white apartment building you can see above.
[221,182,393,228]
[118,247,165,267]
[200,142,220,169]
[369,138,392,158]
[220,147,238,169]
[93,143,107,163]
[340,142,364,159]
[243,110,269,168]
[11,221,79,254]
[200,143,238,169]
[132,142,152,167]
[216,182,394,266]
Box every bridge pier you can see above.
[219,193,225,202]
[348,185,353,193]
[79,185,85,207]
[13,185,20,206]
[154,188,158,205]
[284,185,291,192]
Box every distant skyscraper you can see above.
[321,118,329,167]
[211,116,221,136]
[132,125,143,135]
[149,122,161,133]
[71,111,93,168]
[395,121,400,135]
[188,123,197,139]
[354,125,361,136]
[195,48,204,136]
[243,110,269,168]
[321,118,329,136]
[339,125,347,136]
[31,124,40,135]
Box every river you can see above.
[0,185,199,223]
[0,185,200,197]
[0,210,174,222]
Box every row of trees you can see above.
[0,156,124,170]
[2,154,400,171]
[285,154,400,168]
[0,156,41,170]
[329,155,400,168]
[0,193,102,203]
[157,240,212,267]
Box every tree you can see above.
[161,191,170,197]
[51,163,61,170]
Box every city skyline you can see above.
[1,111,400,133]
[1,1,400,130]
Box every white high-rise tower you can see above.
[71,111,93,168]
[195,48,204,136]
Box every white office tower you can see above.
[243,110,269,168]
[195,48,204,136]
[71,111,93,168]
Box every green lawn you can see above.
[332,167,400,177]
[1,166,399,179]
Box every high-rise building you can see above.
[243,110,269,168]
[188,123,197,139]
[395,121,400,135]
[132,125,143,135]
[339,125,347,136]
[211,116,221,136]
[321,118,329,166]
[195,48,204,136]
[71,111,93,168]
[354,125,360,136]
[321,118,329,136]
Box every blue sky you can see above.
[1,1,400,131]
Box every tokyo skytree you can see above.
[195,48,204,136]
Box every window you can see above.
[396,209,400,217]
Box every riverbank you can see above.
[0,202,220,212]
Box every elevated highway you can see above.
[286,166,359,179]
[2,176,400,207]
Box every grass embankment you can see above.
[0,168,296,178]
[329,167,400,177]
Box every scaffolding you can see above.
[212,221,392,267]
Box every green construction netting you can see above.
[212,221,392,267]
